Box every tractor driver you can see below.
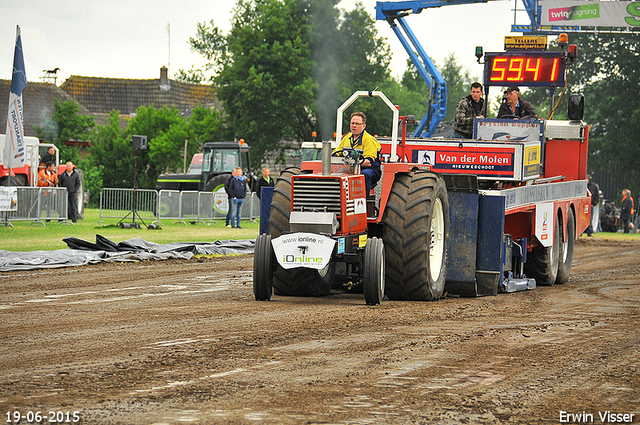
[497,86,538,120]
[332,111,382,197]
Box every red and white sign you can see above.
[535,202,554,247]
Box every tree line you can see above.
[35,0,639,207]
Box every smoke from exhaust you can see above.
[310,2,340,142]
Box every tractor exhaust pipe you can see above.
[322,141,331,175]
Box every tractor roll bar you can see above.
[335,91,400,163]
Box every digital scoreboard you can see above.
[483,52,566,88]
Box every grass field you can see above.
[1,208,638,253]
[0,208,259,252]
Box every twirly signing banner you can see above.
[540,0,640,28]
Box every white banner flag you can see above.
[3,26,28,169]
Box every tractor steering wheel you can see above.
[335,147,365,164]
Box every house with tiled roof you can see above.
[0,80,88,137]
[2,66,220,138]
[60,66,220,118]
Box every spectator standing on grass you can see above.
[37,161,59,221]
[256,167,274,200]
[224,168,237,227]
[229,167,247,229]
[58,162,81,223]
[620,189,634,234]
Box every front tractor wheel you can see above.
[382,170,450,301]
[268,167,334,297]
[253,233,274,301]
[363,237,385,305]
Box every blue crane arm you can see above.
[386,16,445,137]
[376,0,489,20]
[375,0,490,137]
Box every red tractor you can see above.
[254,89,590,305]
[255,92,451,304]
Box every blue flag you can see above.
[3,25,28,169]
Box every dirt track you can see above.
[1,237,639,424]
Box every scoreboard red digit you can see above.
[483,52,566,88]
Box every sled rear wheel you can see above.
[526,212,561,286]
[556,208,575,284]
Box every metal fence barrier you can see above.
[98,188,158,222]
[1,187,69,226]
[198,192,216,224]
[177,191,199,224]
[99,188,262,225]
[156,190,181,222]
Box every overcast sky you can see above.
[1,0,532,87]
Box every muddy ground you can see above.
[1,237,639,424]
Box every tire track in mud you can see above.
[1,239,639,424]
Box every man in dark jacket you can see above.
[497,86,538,119]
[452,82,487,139]
[58,162,81,223]
[39,146,55,170]
[223,168,237,227]
[229,167,247,228]
[620,189,634,234]
[256,167,274,199]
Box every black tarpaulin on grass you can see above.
[0,235,255,272]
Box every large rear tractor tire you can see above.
[268,167,334,297]
[363,237,385,305]
[203,174,229,193]
[556,208,575,284]
[253,233,274,301]
[525,212,561,286]
[268,167,300,239]
[382,170,449,301]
